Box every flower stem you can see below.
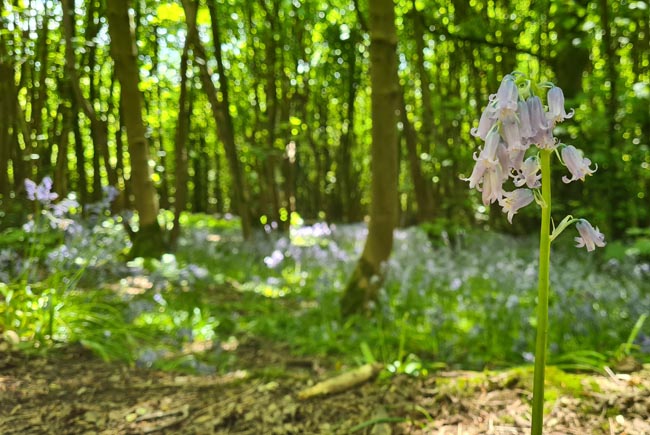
[531,149,552,435]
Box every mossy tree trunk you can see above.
[106,0,164,257]
[340,0,399,317]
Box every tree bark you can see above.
[170,6,195,247]
[598,0,621,237]
[399,89,433,222]
[340,0,399,317]
[181,0,253,239]
[106,0,163,256]
[0,30,14,198]
[63,0,118,204]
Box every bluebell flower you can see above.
[525,96,549,138]
[25,177,58,204]
[492,74,519,122]
[546,86,574,125]
[471,105,497,140]
[575,219,606,251]
[499,189,534,223]
[561,145,597,183]
[513,156,541,189]
[517,100,534,141]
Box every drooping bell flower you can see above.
[547,86,574,125]
[574,219,606,251]
[526,96,549,137]
[499,189,534,223]
[561,145,597,183]
[508,148,526,172]
[492,75,519,122]
[464,130,501,189]
[513,156,541,188]
[471,105,497,140]
[497,141,511,180]
[517,99,534,142]
[533,125,557,150]
[481,165,505,205]
[501,117,523,150]
[480,129,501,163]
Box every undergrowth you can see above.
[1,210,649,374]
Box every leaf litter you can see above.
[1,340,648,435]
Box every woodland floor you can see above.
[1,337,649,435]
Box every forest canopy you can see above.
[0,0,648,240]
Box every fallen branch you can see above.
[297,363,383,400]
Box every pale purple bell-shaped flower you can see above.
[513,156,541,188]
[526,96,549,136]
[464,130,501,189]
[480,129,501,163]
[499,188,534,223]
[517,99,534,141]
[533,125,557,150]
[480,165,505,205]
[493,75,519,122]
[561,145,597,183]
[508,148,526,172]
[547,86,574,125]
[497,141,510,181]
[501,118,523,150]
[575,219,606,251]
[471,105,497,140]
[466,159,487,189]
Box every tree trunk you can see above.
[63,0,119,205]
[0,30,14,198]
[54,107,71,197]
[170,8,194,247]
[598,0,621,237]
[153,25,170,210]
[181,0,252,239]
[106,0,163,256]
[340,0,399,317]
[399,89,433,222]
[214,151,225,214]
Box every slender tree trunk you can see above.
[152,25,170,210]
[170,8,194,247]
[399,90,433,222]
[336,35,359,222]
[181,0,252,239]
[71,100,88,205]
[0,32,14,197]
[412,6,433,156]
[63,0,118,202]
[30,4,50,148]
[341,0,400,316]
[214,150,225,214]
[54,107,71,197]
[115,100,130,209]
[598,0,621,237]
[106,0,163,256]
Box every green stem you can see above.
[531,149,552,435]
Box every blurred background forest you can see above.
[1,0,650,375]
[1,0,648,237]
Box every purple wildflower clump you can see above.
[464,72,605,250]
[24,177,58,204]
[23,177,80,233]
